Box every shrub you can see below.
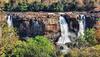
[28,2,47,12]
[48,2,64,12]
[18,3,29,12]
[68,48,80,57]
[6,36,57,57]
[68,45,100,57]
[74,28,97,48]
[0,22,19,57]
[84,29,97,45]
[4,3,13,11]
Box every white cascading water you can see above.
[56,15,71,54]
[7,15,13,28]
[57,16,71,45]
[78,14,86,37]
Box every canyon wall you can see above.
[7,12,61,41]
[6,12,100,41]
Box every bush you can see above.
[3,36,56,57]
[18,3,29,12]
[48,2,64,12]
[84,29,97,45]
[4,3,13,11]
[71,28,97,48]
[0,22,19,57]
[68,45,100,57]
[28,2,47,12]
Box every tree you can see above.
[48,2,64,12]
[83,0,95,11]
[28,2,44,12]
[18,2,28,12]
[4,3,12,11]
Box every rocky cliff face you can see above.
[5,12,99,41]
[6,12,60,41]
[0,11,98,42]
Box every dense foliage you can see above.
[69,28,97,48]
[2,1,96,12]
[68,45,100,57]
[11,36,56,57]
[18,3,29,12]
[0,22,19,57]
[4,36,56,57]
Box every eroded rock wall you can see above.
[6,12,100,41]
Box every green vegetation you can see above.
[18,2,29,12]
[0,22,19,57]
[71,28,97,48]
[84,29,97,46]
[2,36,56,57]
[11,36,56,57]
[4,3,12,11]
[68,45,100,57]
[28,2,47,11]
[2,0,97,12]
[48,2,64,12]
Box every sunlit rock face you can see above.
[94,14,100,42]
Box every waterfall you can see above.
[78,14,86,37]
[7,15,13,28]
[56,15,71,54]
[57,16,71,45]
